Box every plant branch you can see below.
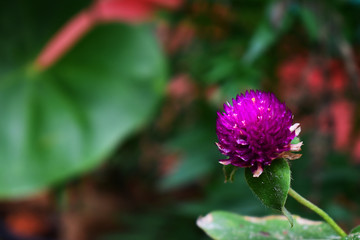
[288,188,347,237]
[35,10,95,71]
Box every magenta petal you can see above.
[216,90,299,171]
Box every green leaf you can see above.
[242,21,277,64]
[197,211,343,240]
[351,225,360,234]
[291,137,300,145]
[245,158,291,211]
[298,7,320,41]
[223,165,238,183]
[0,23,166,197]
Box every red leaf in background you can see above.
[144,0,182,9]
[277,56,306,83]
[277,55,307,109]
[278,55,352,104]
[328,60,347,94]
[158,21,195,54]
[330,99,354,151]
[36,0,183,70]
[167,74,197,102]
[6,210,50,238]
[306,67,324,95]
[92,0,154,23]
[92,0,183,23]
[36,11,95,69]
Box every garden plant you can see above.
[198,90,360,239]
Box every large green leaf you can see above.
[197,211,351,240]
[0,21,166,197]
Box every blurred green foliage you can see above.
[0,1,165,197]
[1,0,360,239]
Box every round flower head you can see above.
[216,90,302,177]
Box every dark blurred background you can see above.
[0,0,360,239]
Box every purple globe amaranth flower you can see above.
[216,90,302,177]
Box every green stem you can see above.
[288,188,347,237]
